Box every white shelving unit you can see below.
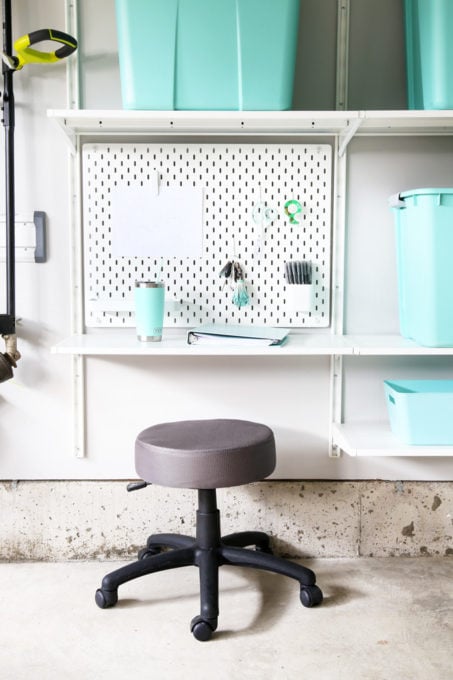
[50,108,453,459]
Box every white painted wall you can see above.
[0,0,75,478]
[0,0,452,481]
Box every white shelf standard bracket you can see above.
[331,137,347,340]
[65,0,80,111]
[329,134,347,457]
[65,0,86,457]
[336,0,350,110]
[329,354,343,458]
[69,133,85,458]
[338,117,363,157]
[335,0,361,156]
[49,0,81,155]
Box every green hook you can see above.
[284,199,302,225]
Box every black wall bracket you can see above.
[33,211,46,263]
[0,313,15,334]
[0,211,47,263]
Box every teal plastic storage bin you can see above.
[384,380,453,445]
[404,0,453,109]
[390,188,453,347]
[115,0,300,110]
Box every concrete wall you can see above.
[1,480,452,560]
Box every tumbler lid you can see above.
[135,280,164,288]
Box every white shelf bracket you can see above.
[338,117,363,157]
[51,116,77,155]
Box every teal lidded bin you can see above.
[404,0,453,109]
[115,0,300,110]
[390,188,453,347]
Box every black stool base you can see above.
[95,490,323,640]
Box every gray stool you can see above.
[95,419,322,641]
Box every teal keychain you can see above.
[284,199,302,225]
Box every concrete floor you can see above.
[0,558,451,680]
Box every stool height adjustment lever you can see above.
[126,480,149,492]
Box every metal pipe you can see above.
[2,0,16,326]
[0,0,19,382]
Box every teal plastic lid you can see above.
[399,188,453,198]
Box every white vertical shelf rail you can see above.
[328,136,347,458]
[66,0,86,458]
[65,0,80,110]
[335,0,350,111]
[329,0,350,457]
[70,136,85,459]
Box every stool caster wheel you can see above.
[300,584,323,608]
[190,615,215,642]
[138,546,160,560]
[95,588,118,609]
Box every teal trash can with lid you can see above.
[404,0,453,109]
[390,188,453,347]
[115,0,300,110]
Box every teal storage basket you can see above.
[404,0,453,109]
[115,0,300,110]
[390,188,453,347]
[384,380,453,445]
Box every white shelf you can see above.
[346,334,453,355]
[332,422,453,457]
[48,109,356,136]
[51,331,453,357]
[47,109,453,138]
[51,331,354,357]
[359,109,453,134]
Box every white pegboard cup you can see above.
[286,284,315,313]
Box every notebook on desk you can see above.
[187,323,289,347]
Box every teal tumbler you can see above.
[134,281,165,342]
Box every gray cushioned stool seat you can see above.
[135,418,276,489]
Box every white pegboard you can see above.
[82,143,332,328]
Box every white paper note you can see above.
[111,186,203,258]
